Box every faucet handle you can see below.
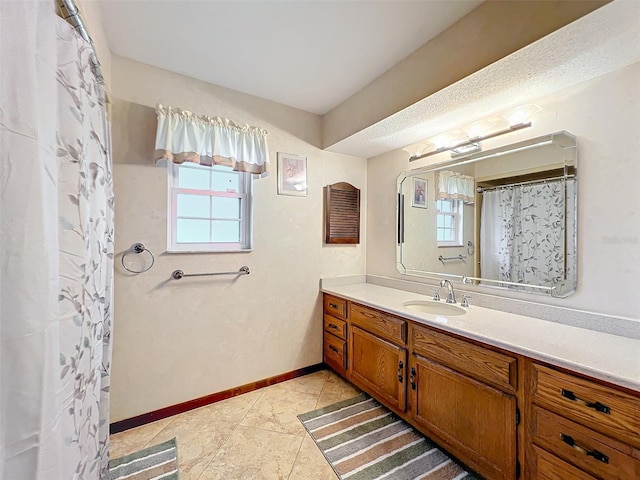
[432,289,441,301]
[461,295,471,308]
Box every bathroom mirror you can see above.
[397,131,577,297]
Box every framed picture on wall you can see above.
[277,152,308,196]
[412,177,427,208]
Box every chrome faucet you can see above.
[440,279,457,304]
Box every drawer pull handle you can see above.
[328,323,339,330]
[397,361,404,383]
[561,389,611,414]
[328,345,340,354]
[560,433,609,464]
[329,303,339,309]
[410,367,416,390]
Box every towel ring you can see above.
[121,243,155,273]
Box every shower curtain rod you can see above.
[476,174,575,193]
[56,0,104,84]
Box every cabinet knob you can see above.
[329,345,339,354]
[410,367,416,390]
[397,361,404,383]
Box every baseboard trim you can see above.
[110,363,325,434]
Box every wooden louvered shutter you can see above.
[325,182,360,244]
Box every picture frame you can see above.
[411,177,427,208]
[277,152,308,196]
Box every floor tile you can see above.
[240,386,319,436]
[109,416,175,459]
[192,389,264,423]
[288,436,339,480]
[108,369,357,479]
[272,370,329,395]
[197,425,303,480]
[321,372,361,398]
[144,412,237,475]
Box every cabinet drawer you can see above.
[324,332,347,373]
[323,314,347,340]
[412,324,516,393]
[531,406,640,480]
[532,445,598,480]
[350,303,405,345]
[323,294,348,320]
[531,363,640,448]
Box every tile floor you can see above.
[109,369,361,480]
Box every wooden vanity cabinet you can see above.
[322,294,349,378]
[349,303,408,413]
[351,325,407,412]
[321,292,640,480]
[410,323,518,480]
[527,361,640,480]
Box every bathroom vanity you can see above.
[321,282,640,480]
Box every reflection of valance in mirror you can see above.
[436,170,475,203]
[154,104,270,176]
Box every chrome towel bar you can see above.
[172,266,250,280]
[438,254,466,262]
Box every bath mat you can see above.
[107,437,179,480]
[298,393,478,480]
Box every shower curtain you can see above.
[480,179,574,287]
[1,2,113,479]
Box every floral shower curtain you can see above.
[480,179,575,287]
[1,2,113,479]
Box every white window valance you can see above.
[436,170,475,203]
[154,104,270,175]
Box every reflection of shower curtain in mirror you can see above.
[0,2,113,479]
[480,179,575,287]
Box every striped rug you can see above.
[107,438,179,480]
[298,393,478,480]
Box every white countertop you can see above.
[322,282,640,392]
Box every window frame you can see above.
[436,198,464,247]
[167,162,253,253]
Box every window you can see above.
[436,199,463,247]
[168,163,252,252]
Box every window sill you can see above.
[166,248,253,254]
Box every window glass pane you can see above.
[438,200,453,213]
[177,194,210,218]
[178,166,210,189]
[437,215,444,228]
[213,197,241,220]
[176,219,210,243]
[212,171,240,193]
[443,215,455,229]
[437,228,455,242]
[212,220,240,243]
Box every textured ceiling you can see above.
[328,0,640,158]
[98,0,481,115]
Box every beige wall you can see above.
[322,0,609,149]
[367,62,640,320]
[110,57,367,421]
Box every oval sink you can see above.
[402,300,466,316]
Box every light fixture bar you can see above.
[409,122,532,162]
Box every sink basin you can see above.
[402,300,466,316]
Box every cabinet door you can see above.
[412,354,517,480]
[351,325,406,412]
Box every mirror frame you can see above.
[396,131,578,298]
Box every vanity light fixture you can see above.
[405,104,541,162]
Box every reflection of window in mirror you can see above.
[436,199,463,246]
